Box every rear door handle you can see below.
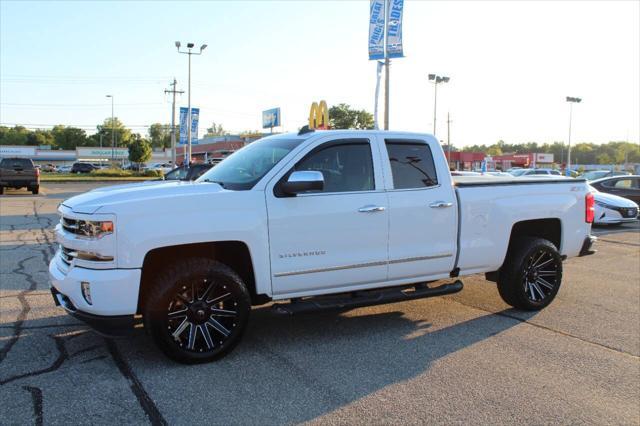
[358,205,386,213]
[429,201,453,208]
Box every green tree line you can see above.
[0,118,172,150]
[459,140,640,164]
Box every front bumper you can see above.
[49,255,141,334]
[579,235,597,257]
[50,287,135,336]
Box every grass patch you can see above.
[40,168,164,181]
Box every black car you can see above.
[163,163,213,181]
[590,175,640,203]
[71,162,97,174]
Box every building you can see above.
[175,135,251,164]
[444,151,485,171]
[0,145,170,167]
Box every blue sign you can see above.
[386,0,404,58]
[262,107,281,129]
[179,107,200,145]
[368,0,386,60]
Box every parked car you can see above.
[163,163,213,181]
[509,168,562,177]
[590,175,640,203]
[57,165,72,173]
[591,185,639,225]
[450,171,481,176]
[71,162,97,174]
[148,163,174,174]
[50,130,595,363]
[0,157,40,194]
[582,170,630,181]
[41,163,57,172]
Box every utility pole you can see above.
[428,74,450,137]
[384,58,390,130]
[447,112,452,167]
[106,95,115,161]
[165,78,183,166]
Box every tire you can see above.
[0,186,4,195]
[497,237,563,311]
[144,258,251,364]
[31,185,39,195]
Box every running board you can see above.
[271,280,464,315]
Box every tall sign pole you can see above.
[165,78,183,166]
[369,0,404,131]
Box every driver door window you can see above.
[293,142,374,193]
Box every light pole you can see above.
[106,95,114,161]
[175,41,207,165]
[565,96,582,176]
[428,74,450,137]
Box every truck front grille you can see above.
[61,216,80,235]
[59,245,73,265]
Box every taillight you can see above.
[585,192,595,223]
[36,168,40,177]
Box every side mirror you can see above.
[281,171,324,195]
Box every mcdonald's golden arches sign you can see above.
[309,100,329,130]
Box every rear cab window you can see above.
[385,140,438,189]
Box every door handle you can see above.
[358,205,386,213]
[429,201,453,208]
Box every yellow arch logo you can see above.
[309,100,329,129]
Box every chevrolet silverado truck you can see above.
[0,157,40,195]
[49,129,596,363]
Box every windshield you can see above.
[509,169,527,176]
[197,137,304,190]
[583,171,609,181]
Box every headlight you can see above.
[77,220,114,238]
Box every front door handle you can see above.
[429,201,453,208]
[358,205,386,213]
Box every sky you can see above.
[1,0,639,147]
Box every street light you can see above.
[565,96,582,176]
[176,41,207,165]
[105,95,114,161]
[428,74,450,136]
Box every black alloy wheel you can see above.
[145,258,251,363]
[497,238,563,310]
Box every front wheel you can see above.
[144,258,251,364]
[497,238,563,310]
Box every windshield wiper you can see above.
[202,179,225,188]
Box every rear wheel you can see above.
[144,258,251,364]
[31,185,39,195]
[0,186,4,195]
[497,238,563,310]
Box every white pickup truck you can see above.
[49,129,597,363]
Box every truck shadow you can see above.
[0,300,533,424]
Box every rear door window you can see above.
[385,141,438,189]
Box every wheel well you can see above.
[508,218,561,251]
[137,241,266,313]
[486,219,562,283]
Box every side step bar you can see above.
[271,280,463,315]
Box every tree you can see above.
[51,125,88,150]
[205,122,228,137]
[239,130,263,139]
[0,126,30,145]
[128,135,152,165]
[148,123,171,149]
[328,104,374,130]
[96,117,132,147]
[27,129,55,147]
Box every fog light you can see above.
[81,281,92,305]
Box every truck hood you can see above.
[62,180,224,214]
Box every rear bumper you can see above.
[579,235,597,257]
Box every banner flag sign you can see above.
[179,107,200,145]
[386,0,404,58]
[368,0,386,60]
[262,107,281,129]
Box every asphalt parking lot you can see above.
[1,183,639,425]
